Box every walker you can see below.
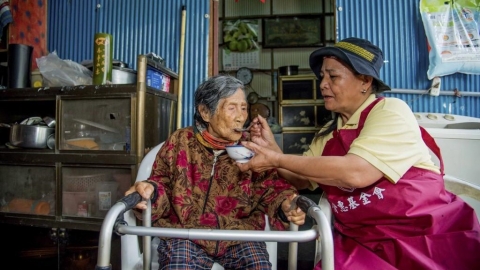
[95,193,334,270]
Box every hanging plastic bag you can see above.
[36,51,92,86]
[420,0,480,79]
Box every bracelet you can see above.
[145,180,159,202]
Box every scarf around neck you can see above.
[194,120,237,150]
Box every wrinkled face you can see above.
[200,88,248,141]
[319,58,371,118]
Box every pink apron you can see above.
[314,98,480,270]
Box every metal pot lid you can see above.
[73,118,120,133]
[112,66,137,74]
[20,116,44,125]
[81,59,129,69]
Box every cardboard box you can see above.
[146,67,170,92]
[147,68,162,90]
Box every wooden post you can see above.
[177,6,187,129]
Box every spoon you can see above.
[234,121,258,132]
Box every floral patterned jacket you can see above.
[141,127,298,257]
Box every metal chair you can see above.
[95,142,335,270]
[444,174,480,221]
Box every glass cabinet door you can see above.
[0,165,56,216]
[59,98,131,151]
[62,166,132,218]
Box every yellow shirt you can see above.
[305,95,440,189]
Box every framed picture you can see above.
[262,16,322,48]
[282,131,317,154]
[222,19,260,70]
[223,19,260,53]
[281,105,316,128]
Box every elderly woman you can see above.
[126,75,304,270]
[238,38,480,269]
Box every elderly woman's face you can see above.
[204,88,248,141]
[319,58,369,118]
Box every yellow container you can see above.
[93,33,113,85]
[31,70,43,87]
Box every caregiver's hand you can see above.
[237,140,282,172]
[250,115,282,153]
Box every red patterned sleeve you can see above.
[253,169,299,230]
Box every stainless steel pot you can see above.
[10,124,55,148]
[83,61,137,84]
[112,66,137,84]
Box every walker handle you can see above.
[293,195,318,214]
[118,192,143,211]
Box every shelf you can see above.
[219,12,335,21]
[0,214,103,231]
[0,152,137,164]
[0,56,179,229]
[0,84,177,99]
[277,75,332,154]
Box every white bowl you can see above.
[225,145,254,163]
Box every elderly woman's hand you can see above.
[250,115,282,153]
[125,181,156,210]
[282,195,306,226]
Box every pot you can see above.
[83,61,137,84]
[278,65,299,76]
[82,59,128,69]
[111,66,137,84]
[10,124,55,148]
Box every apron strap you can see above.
[357,97,385,131]
[419,126,445,175]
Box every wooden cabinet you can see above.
[0,56,177,268]
[277,74,331,154]
[0,71,177,229]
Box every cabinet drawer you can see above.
[59,97,131,151]
[278,75,321,103]
[280,104,332,129]
[0,164,55,216]
[281,131,317,155]
[62,166,132,218]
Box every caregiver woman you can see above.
[238,37,480,269]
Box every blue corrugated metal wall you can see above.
[47,0,479,121]
[47,0,209,127]
[337,0,480,117]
